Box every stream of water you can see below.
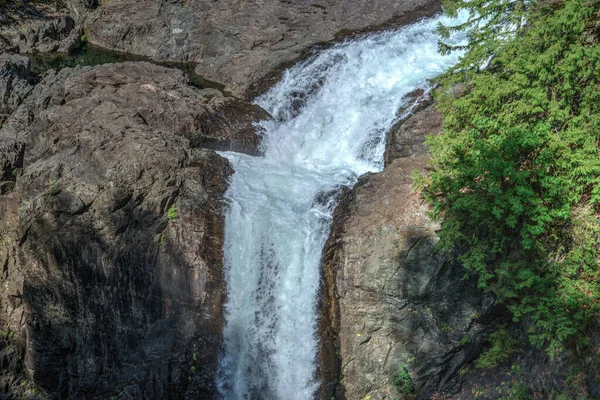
[218,12,467,400]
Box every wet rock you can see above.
[83,0,442,98]
[320,105,493,400]
[0,62,266,399]
[0,54,37,121]
[194,96,270,155]
[385,98,442,165]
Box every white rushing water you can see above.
[218,12,467,400]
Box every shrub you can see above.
[418,0,600,357]
[394,365,414,396]
[167,204,177,220]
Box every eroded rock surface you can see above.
[321,105,494,400]
[385,102,443,166]
[84,0,441,97]
[0,62,267,399]
[0,15,81,54]
[0,54,38,121]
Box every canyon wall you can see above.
[0,60,266,399]
[320,102,497,400]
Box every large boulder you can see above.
[83,0,442,97]
[0,62,268,399]
[320,105,494,400]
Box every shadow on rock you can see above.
[0,60,269,399]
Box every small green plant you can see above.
[167,204,177,220]
[476,326,518,369]
[46,180,60,196]
[24,387,40,396]
[394,365,414,395]
[441,323,452,333]
[80,34,87,44]
[460,336,469,346]
[0,330,15,339]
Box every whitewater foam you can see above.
[218,12,468,399]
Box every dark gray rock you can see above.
[83,0,442,98]
[0,138,24,194]
[0,16,81,54]
[0,54,37,121]
[384,94,443,165]
[0,62,268,399]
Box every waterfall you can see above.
[217,12,467,400]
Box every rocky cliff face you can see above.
[0,61,268,399]
[0,14,81,55]
[82,0,441,97]
[0,54,38,122]
[1,1,494,398]
[320,103,496,400]
[2,0,443,99]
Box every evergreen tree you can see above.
[418,0,600,358]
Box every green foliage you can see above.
[0,330,16,339]
[46,180,61,196]
[167,204,177,220]
[475,326,518,368]
[419,0,600,358]
[438,0,532,79]
[394,365,414,395]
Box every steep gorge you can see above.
[1,0,586,399]
[2,1,467,398]
[217,12,471,400]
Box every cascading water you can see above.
[218,12,468,400]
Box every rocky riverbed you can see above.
[2,1,593,399]
[1,1,448,398]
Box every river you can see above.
[218,12,467,399]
